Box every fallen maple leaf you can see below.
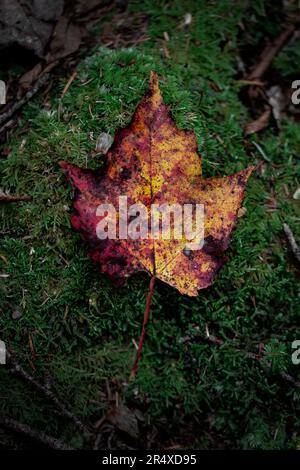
[60,72,254,376]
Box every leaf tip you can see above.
[245,165,256,180]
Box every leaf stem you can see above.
[130,275,156,379]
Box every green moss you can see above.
[1,0,300,450]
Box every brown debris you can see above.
[0,190,32,203]
[244,107,271,136]
[46,16,82,62]
[247,24,296,80]
[104,405,141,440]
[61,70,78,98]
[0,417,74,450]
[7,350,90,435]
[0,74,50,129]
[283,223,300,265]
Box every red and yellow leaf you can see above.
[60,72,254,296]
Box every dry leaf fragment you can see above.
[104,405,141,440]
[46,16,81,62]
[244,108,271,136]
[237,206,247,218]
[95,132,114,154]
[18,64,43,97]
[293,188,300,200]
[267,85,285,123]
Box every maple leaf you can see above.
[60,72,254,375]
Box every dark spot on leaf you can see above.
[120,167,131,179]
[183,248,194,260]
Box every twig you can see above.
[248,24,296,80]
[183,331,300,390]
[0,417,74,450]
[130,276,156,379]
[283,223,300,264]
[0,119,17,135]
[61,71,77,98]
[93,431,103,450]
[279,370,300,388]
[0,74,49,128]
[0,191,32,203]
[236,349,300,388]
[6,351,90,434]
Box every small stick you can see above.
[248,24,295,80]
[0,417,74,450]
[7,351,90,434]
[93,431,102,450]
[283,223,300,264]
[279,370,300,389]
[0,191,32,203]
[186,332,300,390]
[130,276,156,379]
[61,71,77,98]
[0,74,49,127]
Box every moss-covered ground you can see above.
[0,0,300,449]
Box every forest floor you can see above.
[0,0,300,450]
